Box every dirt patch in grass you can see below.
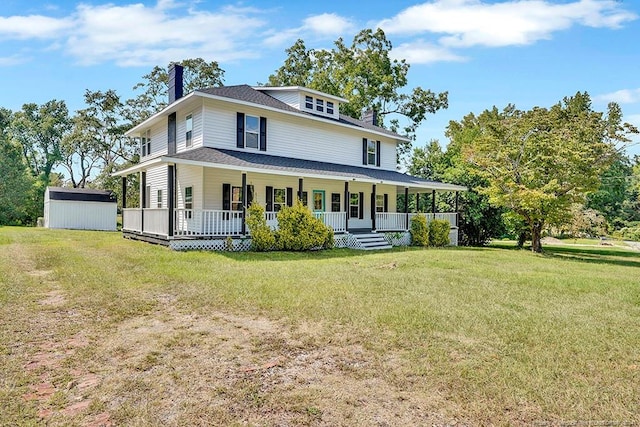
[15,290,455,426]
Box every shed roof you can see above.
[47,187,117,203]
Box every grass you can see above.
[1,227,639,426]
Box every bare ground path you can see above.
[4,244,455,426]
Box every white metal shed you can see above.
[44,187,117,231]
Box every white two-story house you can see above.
[116,64,466,250]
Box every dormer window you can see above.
[141,129,151,157]
[305,96,313,110]
[316,99,324,112]
[326,101,334,115]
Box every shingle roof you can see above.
[195,85,406,140]
[167,147,466,191]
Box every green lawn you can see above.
[1,227,638,426]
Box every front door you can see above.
[312,190,325,212]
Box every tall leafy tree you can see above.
[268,29,448,156]
[0,108,36,225]
[126,58,225,124]
[461,92,637,252]
[10,100,71,184]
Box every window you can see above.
[231,186,243,211]
[331,193,341,212]
[350,193,360,218]
[316,99,324,112]
[367,139,376,165]
[157,190,163,208]
[376,194,385,213]
[184,186,193,210]
[326,101,334,115]
[141,129,151,157]
[245,115,259,149]
[305,96,313,109]
[185,114,193,147]
[273,188,286,212]
[301,191,308,207]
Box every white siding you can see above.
[146,165,168,208]
[200,100,398,170]
[260,90,300,109]
[46,200,117,231]
[176,106,204,152]
[176,165,204,210]
[145,121,168,158]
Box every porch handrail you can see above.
[122,208,142,232]
[313,211,347,233]
[174,209,243,237]
[143,208,169,235]
[375,212,407,231]
[408,212,458,228]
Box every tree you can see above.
[0,108,36,225]
[462,92,637,252]
[407,137,505,246]
[10,100,71,184]
[268,29,448,156]
[126,58,225,124]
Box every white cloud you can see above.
[379,0,637,48]
[0,15,73,39]
[595,88,640,105]
[0,55,29,66]
[262,12,355,48]
[392,40,467,64]
[0,1,267,67]
[303,13,354,36]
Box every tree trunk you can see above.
[531,222,543,253]
[517,231,527,248]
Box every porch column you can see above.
[432,190,436,214]
[344,181,350,233]
[298,178,304,202]
[167,165,175,237]
[140,171,146,232]
[404,187,409,231]
[121,176,127,209]
[371,184,377,231]
[241,172,247,235]
[455,191,459,227]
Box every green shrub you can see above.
[429,219,451,247]
[246,203,275,251]
[410,215,429,246]
[275,200,334,251]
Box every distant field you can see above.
[1,227,638,426]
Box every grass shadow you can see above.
[542,245,640,269]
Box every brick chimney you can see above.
[361,109,378,126]
[168,63,184,104]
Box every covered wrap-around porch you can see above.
[116,147,465,248]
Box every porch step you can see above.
[351,233,392,251]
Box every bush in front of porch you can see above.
[275,200,334,251]
[246,203,276,251]
[410,215,429,246]
[429,219,451,247]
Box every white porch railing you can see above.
[174,209,243,237]
[121,209,458,238]
[407,212,458,228]
[313,211,347,233]
[122,208,142,232]
[143,209,169,235]
[375,212,407,231]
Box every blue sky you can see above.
[1,0,639,157]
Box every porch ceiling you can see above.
[163,147,467,192]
